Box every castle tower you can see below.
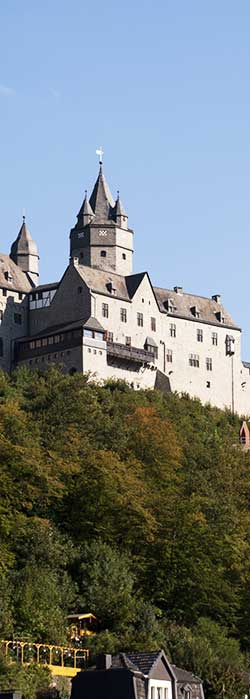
[10,216,39,285]
[70,164,134,276]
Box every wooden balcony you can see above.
[107,341,155,366]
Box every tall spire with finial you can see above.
[10,215,39,285]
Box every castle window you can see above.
[42,338,48,347]
[3,289,7,297]
[121,308,127,323]
[206,381,211,388]
[48,336,54,345]
[102,303,109,318]
[122,253,126,260]
[80,252,84,259]
[0,338,3,356]
[166,349,173,363]
[151,317,156,332]
[78,286,83,294]
[212,332,218,346]
[84,329,93,337]
[170,323,176,338]
[189,353,199,367]
[18,292,23,300]
[29,341,35,349]
[4,271,12,282]
[54,335,60,343]
[36,339,41,348]
[0,311,3,321]
[137,312,143,327]
[165,298,174,313]
[14,313,22,325]
[215,311,225,323]
[191,305,200,318]
[125,336,131,346]
[106,331,113,342]
[100,250,107,258]
[95,331,104,340]
[197,329,203,342]
[206,357,212,371]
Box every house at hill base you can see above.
[70,651,205,699]
[1,159,250,413]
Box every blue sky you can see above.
[1,1,250,354]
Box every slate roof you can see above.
[77,266,131,301]
[10,218,38,258]
[172,665,202,683]
[124,651,161,676]
[154,286,240,330]
[89,165,115,222]
[0,253,32,292]
[125,272,147,298]
[32,282,58,292]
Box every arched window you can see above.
[100,250,107,258]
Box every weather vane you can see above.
[96,146,104,165]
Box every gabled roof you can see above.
[172,664,203,684]
[0,253,32,292]
[154,287,240,330]
[125,272,147,298]
[77,265,130,301]
[89,165,115,222]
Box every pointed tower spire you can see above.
[10,216,39,285]
[114,190,128,230]
[77,190,94,227]
[89,165,115,222]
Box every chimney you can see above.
[96,654,112,670]
[212,294,221,304]
[174,286,183,294]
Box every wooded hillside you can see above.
[0,367,250,698]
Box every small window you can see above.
[36,339,41,348]
[78,286,83,294]
[3,289,7,297]
[29,341,35,349]
[121,308,127,323]
[0,310,3,321]
[84,329,93,337]
[14,313,22,325]
[212,332,218,346]
[170,323,176,337]
[48,336,54,345]
[106,331,113,342]
[122,253,126,260]
[80,252,84,259]
[0,338,3,357]
[197,329,203,342]
[95,331,103,340]
[102,303,109,318]
[189,353,199,367]
[100,250,107,258]
[42,338,48,347]
[125,336,131,346]
[206,357,212,371]
[18,292,23,300]
[54,334,60,343]
[166,349,173,363]
[137,312,143,327]
[38,291,43,300]
[151,317,156,332]
[206,381,211,388]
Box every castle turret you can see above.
[70,163,134,276]
[10,216,39,285]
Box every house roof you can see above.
[154,287,240,330]
[172,665,202,684]
[0,253,32,292]
[10,217,38,260]
[124,651,164,676]
[77,265,131,301]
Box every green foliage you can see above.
[0,650,51,699]
[1,368,250,697]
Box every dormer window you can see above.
[106,282,116,295]
[191,305,200,318]
[215,311,225,323]
[4,271,12,282]
[165,298,175,313]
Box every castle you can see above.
[1,158,250,414]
